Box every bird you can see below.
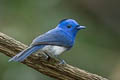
[8,19,86,64]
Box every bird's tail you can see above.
[8,46,42,62]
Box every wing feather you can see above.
[31,28,74,48]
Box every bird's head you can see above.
[57,19,86,38]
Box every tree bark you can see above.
[0,32,108,80]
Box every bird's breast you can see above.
[41,45,67,55]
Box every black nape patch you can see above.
[76,25,80,27]
[59,19,68,23]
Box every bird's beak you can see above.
[76,25,86,30]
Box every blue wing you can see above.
[31,28,74,48]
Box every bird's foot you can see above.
[59,60,66,65]
[42,52,51,61]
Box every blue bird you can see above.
[9,19,86,64]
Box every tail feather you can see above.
[8,46,42,62]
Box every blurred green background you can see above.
[0,0,120,80]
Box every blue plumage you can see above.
[9,46,44,62]
[9,19,86,63]
[31,28,74,48]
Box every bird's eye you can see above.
[67,25,72,28]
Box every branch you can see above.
[0,32,108,80]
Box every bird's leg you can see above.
[54,55,66,64]
[43,51,51,60]
[42,51,66,64]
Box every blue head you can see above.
[57,19,86,38]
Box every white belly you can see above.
[42,45,67,55]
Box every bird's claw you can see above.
[59,60,66,65]
[44,55,49,59]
